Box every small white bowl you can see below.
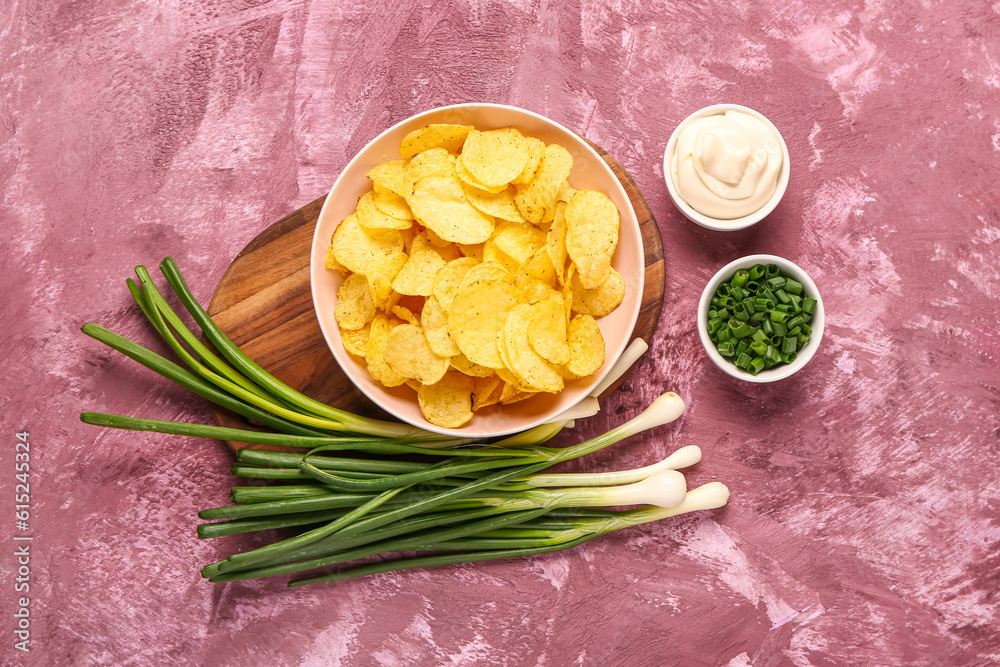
[310,103,645,437]
[698,254,824,382]
[663,104,789,232]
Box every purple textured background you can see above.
[2,1,999,665]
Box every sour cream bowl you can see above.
[664,104,789,232]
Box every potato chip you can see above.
[365,251,408,310]
[556,180,577,204]
[335,273,376,330]
[340,322,370,357]
[417,371,475,428]
[450,352,495,378]
[391,304,420,326]
[374,189,414,221]
[481,239,520,275]
[331,214,405,275]
[357,190,412,231]
[491,221,546,266]
[571,268,625,318]
[325,241,348,275]
[511,136,545,186]
[565,190,620,290]
[454,153,508,194]
[448,277,523,369]
[500,386,536,405]
[459,261,512,289]
[472,375,503,410]
[384,324,450,385]
[502,303,564,393]
[406,147,457,184]
[519,277,562,305]
[514,144,573,224]
[528,299,570,365]
[366,313,408,387]
[565,314,606,379]
[421,296,461,357]
[392,232,448,296]
[407,175,496,244]
[461,128,530,190]
[546,201,569,285]
[461,183,526,223]
[516,247,557,289]
[400,124,474,160]
[458,243,484,261]
[431,256,479,312]
[367,160,412,199]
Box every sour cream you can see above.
[670,110,784,220]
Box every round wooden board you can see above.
[206,140,665,453]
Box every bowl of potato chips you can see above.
[310,103,645,436]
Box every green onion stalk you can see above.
[80,259,729,586]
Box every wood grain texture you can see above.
[205,143,664,451]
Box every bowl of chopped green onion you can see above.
[698,255,824,382]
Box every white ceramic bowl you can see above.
[310,103,644,437]
[663,104,790,232]
[698,254,824,382]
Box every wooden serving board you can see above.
[206,141,665,452]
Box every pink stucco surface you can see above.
[2,1,999,665]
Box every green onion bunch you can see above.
[706,263,818,375]
[81,258,729,586]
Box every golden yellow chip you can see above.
[432,257,480,312]
[528,299,570,366]
[366,160,412,199]
[481,239,520,275]
[366,313,408,388]
[491,221,546,266]
[459,261,512,289]
[373,188,413,221]
[546,201,569,285]
[400,124,474,160]
[365,251,408,310]
[511,136,545,185]
[421,296,461,357]
[458,242,484,261]
[454,152,507,194]
[332,214,405,275]
[502,303,564,393]
[500,386,536,405]
[357,190,412,231]
[407,175,496,244]
[325,241,348,275]
[461,183,526,223]
[516,247,557,289]
[340,322,370,357]
[448,277,523,369]
[334,273,376,330]
[450,352,495,378]
[564,190,620,290]
[565,314,606,379]
[383,324,450,385]
[461,128,531,190]
[417,371,475,428]
[472,375,503,410]
[392,232,448,297]
[571,268,625,318]
[519,277,562,305]
[556,180,577,204]
[514,144,573,224]
[391,304,420,326]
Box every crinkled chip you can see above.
[391,304,420,326]
[332,213,404,275]
[461,183,526,223]
[400,124,474,160]
[357,190,412,231]
[340,322,370,357]
[571,268,625,318]
[502,303,564,393]
[448,277,523,369]
[433,256,480,312]
[514,144,573,224]
[491,221,546,266]
[407,175,496,244]
[454,152,508,194]
[450,352,495,378]
[392,232,448,296]
[459,261,512,289]
[374,189,413,221]
[325,240,348,275]
[383,324,450,385]
[421,296,461,357]
[367,160,413,199]
[335,273,376,330]
[417,371,475,428]
[516,247,557,289]
[472,375,503,410]
[461,128,530,190]
[565,190,620,290]
[565,314,606,379]
[366,313,408,387]
[546,201,569,285]
[482,239,520,275]
[511,136,545,186]
[528,299,570,366]
[365,251,408,310]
